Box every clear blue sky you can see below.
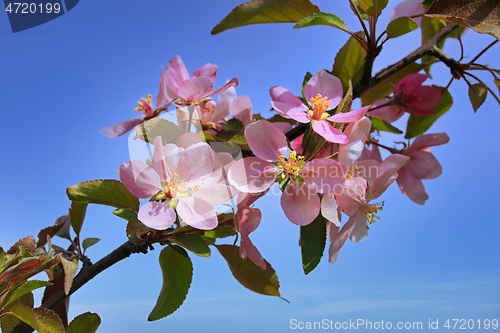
[1,1,499,332]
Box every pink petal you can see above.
[321,193,340,227]
[397,73,429,92]
[290,134,304,155]
[175,132,203,149]
[407,133,450,153]
[328,215,356,264]
[100,116,145,138]
[236,190,269,209]
[165,55,190,96]
[240,235,266,270]
[212,86,237,123]
[236,206,261,236]
[281,182,320,226]
[360,144,383,164]
[270,102,311,123]
[178,77,213,103]
[405,150,442,179]
[405,86,442,116]
[326,220,340,242]
[209,78,239,98]
[118,160,162,198]
[302,158,346,194]
[304,71,343,110]
[336,177,367,216]
[338,140,365,168]
[152,136,169,182]
[349,210,368,242]
[138,201,176,230]
[390,0,425,25]
[227,157,276,193]
[192,184,237,206]
[369,154,410,200]
[312,121,349,144]
[270,86,308,111]
[356,159,381,187]
[272,122,293,133]
[245,120,287,162]
[177,196,218,230]
[368,100,404,123]
[327,106,369,123]
[177,142,215,187]
[396,168,429,205]
[344,116,372,143]
[191,63,218,84]
[229,95,253,126]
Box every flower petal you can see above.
[100,116,145,138]
[369,154,410,200]
[328,215,356,264]
[165,55,190,96]
[327,106,369,123]
[138,201,176,230]
[336,177,367,216]
[245,120,287,162]
[236,206,261,236]
[229,95,253,126]
[406,150,442,179]
[312,121,349,144]
[304,70,343,110]
[407,133,450,153]
[178,77,213,103]
[240,235,266,270]
[338,140,365,168]
[191,63,218,84]
[228,157,276,193]
[302,158,346,194]
[321,193,340,227]
[396,168,429,205]
[118,160,162,198]
[177,142,215,187]
[281,182,320,226]
[192,184,237,205]
[349,210,368,242]
[209,78,239,98]
[177,196,218,230]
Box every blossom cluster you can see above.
[103,55,448,268]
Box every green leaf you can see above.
[405,88,452,139]
[60,257,78,295]
[215,244,282,298]
[358,0,388,17]
[211,0,320,34]
[36,225,64,248]
[300,214,327,275]
[294,12,350,33]
[350,0,369,20]
[82,238,101,251]
[301,129,317,154]
[212,130,250,150]
[134,117,181,145]
[0,292,34,333]
[126,220,148,244]
[278,176,290,192]
[221,118,244,132]
[369,116,403,134]
[66,312,101,333]
[70,202,87,237]
[267,114,298,126]
[10,305,64,333]
[361,62,427,105]
[386,17,418,39]
[148,245,192,321]
[302,71,313,101]
[331,33,366,95]
[468,82,488,112]
[170,234,211,258]
[203,223,237,241]
[67,179,140,212]
[336,80,353,115]
[8,281,52,306]
[113,208,139,221]
[494,79,500,93]
[422,0,437,6]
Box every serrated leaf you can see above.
[82,238,100,251]
[148,245,192,321]
[36,225,64,248]
[66,312,101,333]
[8,280,52,306]
[294,12,350,33]
[113,208,139,221]
[10,305,65,333]
[221,118,244,132]
[7,236,36,255]
[386,17,418,39]
[0,247,6,267]
[405,88,452,138]
[134,117,182,145]
[54,214,72,241]
[369,116,403,134]
[216,244,282,298]
[358,0,388,17]
[331,33,366,95]
[1,292,33,333]
[212,0,320,34]
[170,234,211,258]
[426,0,500,40]
[361,62,427,105]
[300,214,327,274]
[67,179,140,212]
[60,258,78,295]
[468,82,488,112]
[69,202,87,238]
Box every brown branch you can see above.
[11,241,149,333]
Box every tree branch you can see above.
[11,241,149,333]
[285,23,458,142]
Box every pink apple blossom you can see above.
[235,205,266,270]
[270,70,369,143]
[118,136,236,230]
[397,133,450,204]
[391,0,425,25]
[157,55,238,108]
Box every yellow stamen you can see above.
[277,151,305,179]
[347,165,361,179]
[134,94,153,113]
[309,93,331,120]
[363,201,385,230]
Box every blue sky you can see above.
[1,0,499,332]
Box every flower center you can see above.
[163,173,187,198]
[309,94,331,121]
[134,94,154,116]
[276,151,305,179]
[346,166,361,178]
[362,202,384,230]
